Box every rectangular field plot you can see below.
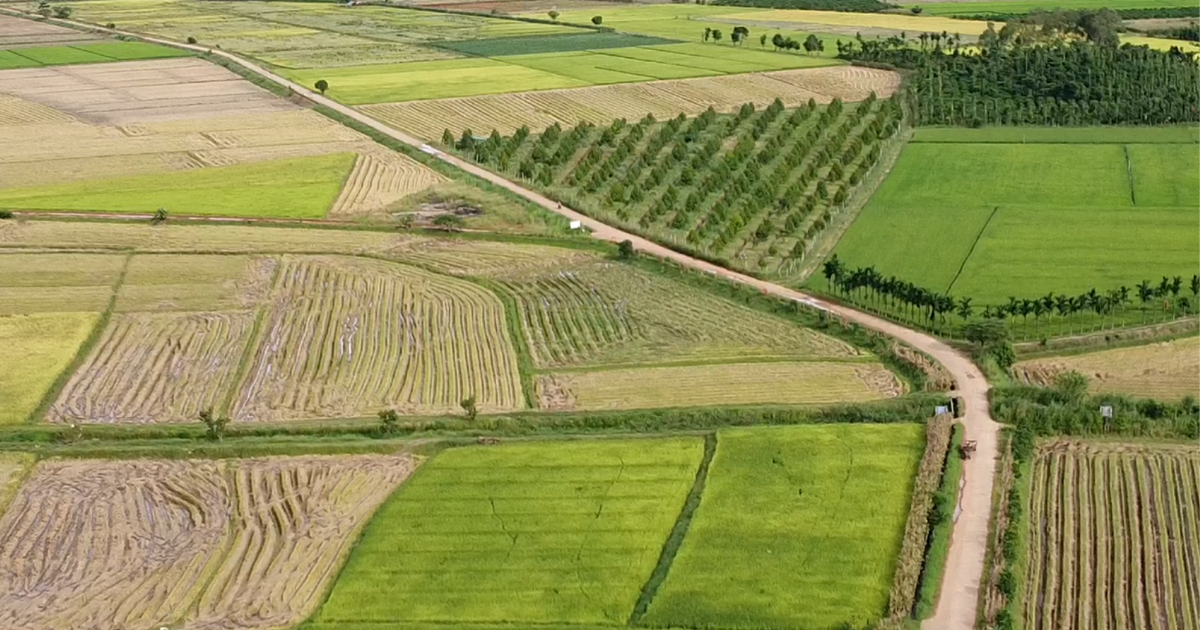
[116,254,277,312]
[0,312,97,424]
[1023,441,1200,630]
[0,252,123,315]
[827,138,1199,304]
[315,438,702,624]
[48,312,254,424]
[494,259,861,368]
[0,454,417,630]
[1015,336,1200,404]
[538,361,900,411]
[232,255,522,421]
[645,424,924,630]
[912,126,1200,144]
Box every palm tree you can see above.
[1137,279,1153,323]
[957,297,973,323]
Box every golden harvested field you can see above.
[0,454,417,630]
[0,58,442,216]
[538,361,901,411]
[0,251,123,315]
[360,65,901,138]
[1014,336,1200,399]
[0,221,586,275]
[0,454,34,517]
[115,254,277,312]
[49,312,254,424]
[491,258,861,368]
[232,255,523,421]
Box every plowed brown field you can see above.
[0,454,417,630]
[360,65,901,138]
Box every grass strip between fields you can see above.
[474,278,537,409]
[24,253,131,424]
[629,432,717,623]
[914,422,964,619]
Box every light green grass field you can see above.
[913,126,1200,144]
[0,153,355,218]
[0,42,188,68]
[316,438,703,625]
[0,50,42,69]
[824,137,1199,303]
[5,46,113,65]
[644,424,924,630]
[0,312,98,424]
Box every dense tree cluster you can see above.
[822,254,1200,337]
[839,37,1199,126]
[447,96,902,277]
[950,7,1199,22]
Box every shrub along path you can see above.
[1,10,1000,629]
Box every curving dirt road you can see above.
[1,12,1000,628]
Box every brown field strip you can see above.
[0,251,124,315]
[0,59,442,215]
[0,454,417,630]
[115,254,278,312]
[537,361,901,410]
[1014,336,1200,399]
[1024,441,1200,630]
[48,312,255,424]
[0,221,590,275]
[0,14,103,48]
[232,255,523,421]
[360,65,901,138]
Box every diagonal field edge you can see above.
[628,432,717,623]
[944,205,1000,296]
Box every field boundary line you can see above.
[1123,144,1138,206]
[944,206,999,296]
[219,255,284,419]
[24,251,132,424]
[628,432,716,623]
[475,278,538,409]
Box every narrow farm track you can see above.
[1,12,1001,628]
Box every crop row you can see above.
[456,96,901,279]
[1024,443,1200,630]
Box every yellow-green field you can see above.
[0,312,98,424]
[1014,336,1200,399]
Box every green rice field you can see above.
[644,424,924,630]
[823,128,1200,304]
[0,41,189,69]
[909,0,1198,16]
[0,154,356,219]
[314,438,704,624]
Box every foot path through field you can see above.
[0,11,1000,628]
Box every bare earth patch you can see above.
[361,65,901,138]
[0,454,417,630]
[0,14,103,48]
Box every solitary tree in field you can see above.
[704,27,711,42]
[547,10,559,20]
[590,15,602,25]
[460,395,478,421]
[711,29,722,43]
[617,239,635,259]
[378,409,399,434]
[314,79,329,94]
[52,5,72,18]
[760,33,767,47]
[732,26,749,46]
[151,207,168,225]
[441,128,455,146]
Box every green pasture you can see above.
[824,136,1200,304]
[913,126,1200,144]
[316,438,703,625]
[644,424,924,630]
[0,154,355,219]
[0,313,98,425]
[910,0,1198,16]
[0,41,189,69]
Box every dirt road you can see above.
[0,12,1001,628]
